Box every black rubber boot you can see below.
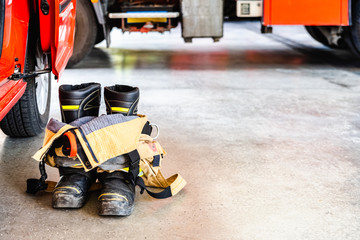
[98,85,139,216]
[53,167,97,208]
[53,83,101,209]
[104,85,139,116]
[59,82,101,123]
[98,171,135,216]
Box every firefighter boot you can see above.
[104,85,139,115]
[98,85,139,215]
[52,83,101,209]
[59,82,101,122]
[97,171,136,216]
[53,167,97,208]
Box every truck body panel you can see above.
[0,79,27,121]
[50,0,77,77]
[181,0,224,40]
[0,0,30,82]
[263,0,350,26]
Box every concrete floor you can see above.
[1,21,360,239]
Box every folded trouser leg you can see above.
[53,83,101,209]
[97,170,135,216]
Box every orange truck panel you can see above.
[263,0,350,26]
[39,0,76,78]
[0,0,29,81]
[51,0,77,78]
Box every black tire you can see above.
[67,0,98,67]
[95,24,105,45]
[305,26,347,49]
[0,23,51,137]
[345,0,360,56]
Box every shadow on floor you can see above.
[67,47,113,69]
[69,45,360,71]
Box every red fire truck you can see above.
[0,0,357,138]
[0,0,76,137]
[69,0,358,67]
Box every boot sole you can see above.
[98,201,134,216]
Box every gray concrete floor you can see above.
[1,20,360,239]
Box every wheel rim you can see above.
[35,48,49,115]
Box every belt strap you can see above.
[127,150,141,184]
[26,159,48,194]
[126,149,186,199]
[136,173,186,199]
[141,121,152,135]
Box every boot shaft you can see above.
[59,83,101,123]
[104,85,139,116]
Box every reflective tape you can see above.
[111,107,129,113]
[98,193,128,202]
[54,186,80,194]
[62,105,79,110]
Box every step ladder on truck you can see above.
[69,0,360,67]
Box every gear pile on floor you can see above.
[27,83,186,216]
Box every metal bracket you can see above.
[261,25,273,34]
[92,1,111,47]
[9,68,51,81]
[318,26,343,46]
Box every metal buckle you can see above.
[149,123,160,139]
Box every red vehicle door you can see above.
[39,0,76,78]
[0,0,77,133]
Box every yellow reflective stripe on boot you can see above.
[111,107,129,113]
[98,193,128,202]
[62,105,80,110]
[54,186,81,194]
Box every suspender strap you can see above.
[135,173,187,199]
[63,131,77,158]
[136,177,172,199]
[26,159,48,194]
[127,150,141,184]
[141,121,152,136]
